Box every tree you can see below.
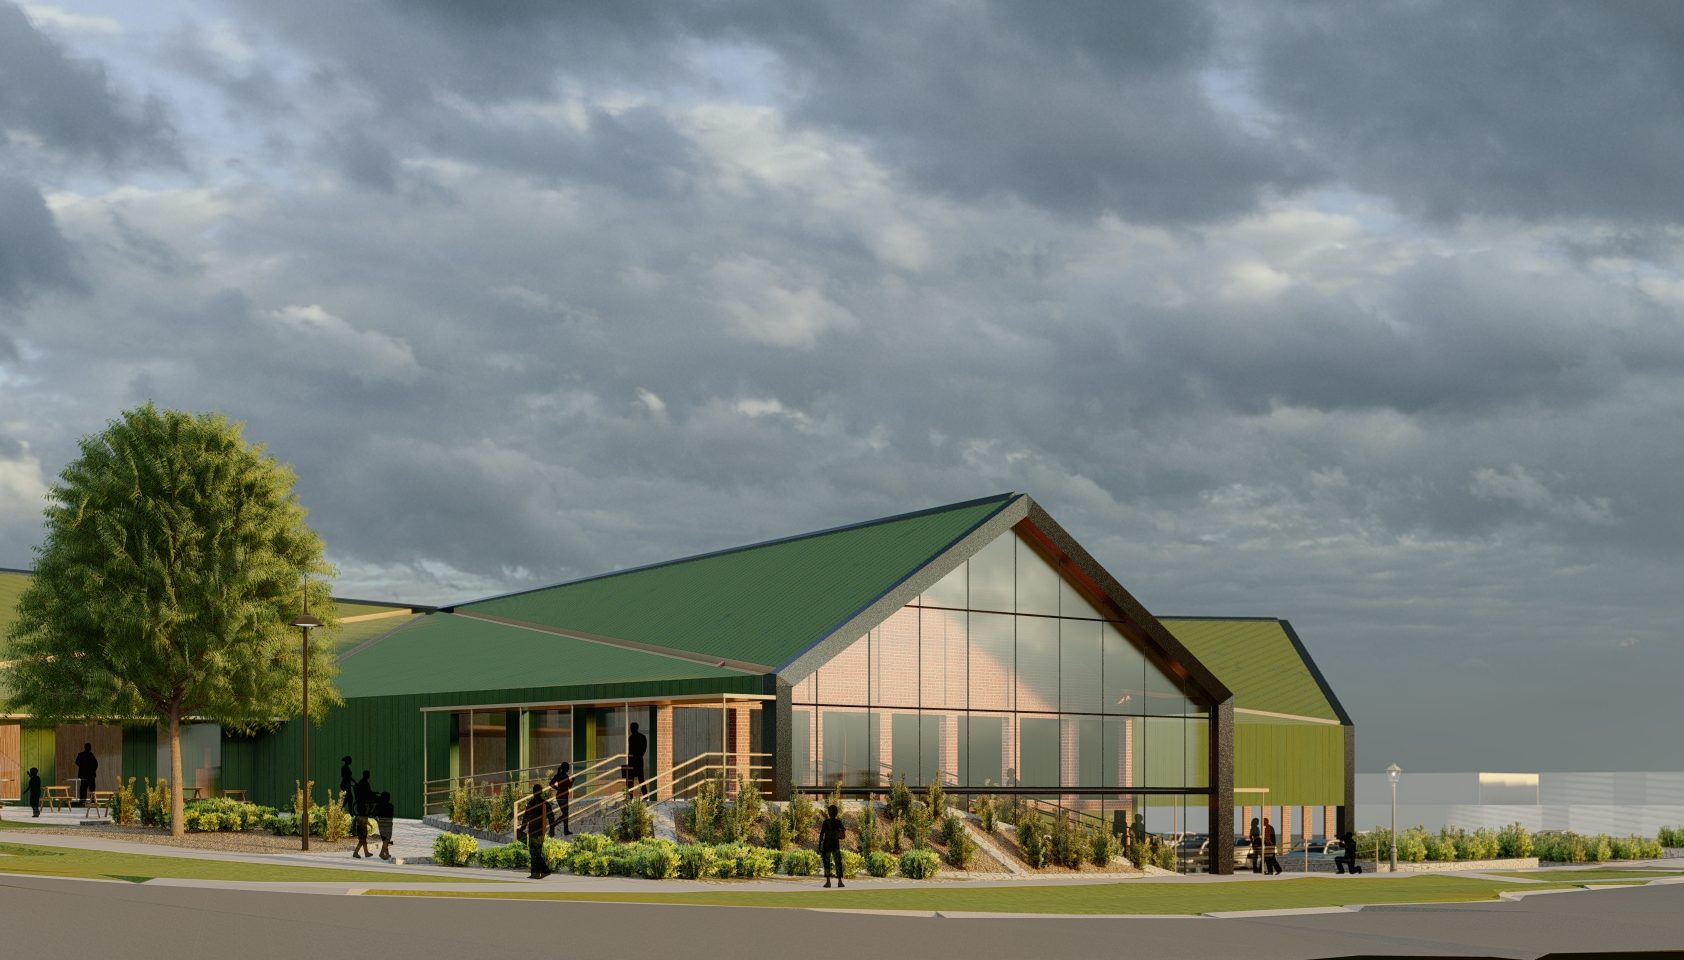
[3,404,339,836]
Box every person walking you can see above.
[818,803,847,888]
[374,791,395,861]
[626,723,648,798]
[338,756,354,802]
[548,762,572,837]
[521,784,552,879]
[1248,817,1263,873]
[73,743,97,808]
[351,770,375,858]
[1263,817,1282,874]
[25,767,43,818]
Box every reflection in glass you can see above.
[969,533,1015,612]
[962,713,1007,787]
[921,608,966,710]
[968,612,1013,711]
[1019,716,1059,789]
[1060,618,1102,714]
[1185,717,1210,788]
[1142,716,1185,788]
[527,709,572,771]
[1103,623,1146,714]
[888,711,920,784]
[791,710,812,788]
[1015,534,1060,616]
[1015,616,1059,712]
[921,560,967,608]
[872,609,920,707]
[1066,715,1103,795]
[820,709,874,787]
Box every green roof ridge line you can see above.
[1277,618,1353,726]
[447,492,1018,612]
[770,493,1023,674]
[334,613,427,665]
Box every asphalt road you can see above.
[3,874,1682,960]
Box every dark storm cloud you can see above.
[0,176,81,309]
[1254,1,1684,222]
[0,1,176,166]
[237,0,1310,222]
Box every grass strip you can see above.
[362,875,1593,915]
[0,840,466,885]
[1491,869,1683,882]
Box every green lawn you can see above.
[363,875,1602,915]
[0,840,472,884]
[0,816,51,830]
[1492,868,1683,882]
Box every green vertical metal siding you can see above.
[121,725,157,784]
[1234,722,1345,806]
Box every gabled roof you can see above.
[1158,617,1349,724]
[333,612,747,698]
[450,494,1018,671]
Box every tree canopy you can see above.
[3,404,339,833]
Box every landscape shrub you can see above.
[477,842,531,870]
[1016,815,1049,868]
[541,836,571,869]
[865,851,898,877]
[449,780,471,825]
[974,795,997,835]
[1050,813,1083,868]
[783,789,820,846]
[1497,822,1534,858]
[465,790,492,831]
[687,777,724,843]
[677,843,718,879]
[781,848,821,876]
[432,832,478,866]
[854,803,878,856]
[627,839,681,879]
[1153,840,1176,872]
[1423,830,1455,862]
[1659,826,1683,848]
[112,777,139,825]
[886,775,913,824]
[140,778,170,827]
[899,849,941,879]
[570,832,615,854]
[181,798,276,832]
[763,816,790,851]
[1090,827,1121,867]
[729,775,764,844]
[613,788,654,842]
[322,790,350,841]
[942,813,976,869]
[487,785,514,834]
[839,849,863,879]
[713,842,778,878]
[925,780,946,821]
[905,800,932,850]
[1586,834,1612,863]
[1126,838,1150,869]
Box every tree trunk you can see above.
[169,709,185,838]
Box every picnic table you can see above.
[44,785,72,811]
[221,789,247,801]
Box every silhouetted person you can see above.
[521,784,552,879]
[1263,817,1282,874]
[339,756,354,799]
[626,722,648,798]
[74,743,97,807]
[1336,830,1360,874]
[374,791,395,861]
[1132,812,1147,848]
[1249,817,1263,873]
[25,767,42,818]
[548,762,572,837]
[818,803,846,887]
[351,770,375,858]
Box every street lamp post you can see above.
[1387,763,1402,872]
[292,605,323,852]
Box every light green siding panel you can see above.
[1234,722,1345,806]
[20,724,55,787]
[1160,619,1339,721]
[463,495,1015,669]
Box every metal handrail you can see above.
[424,753,626,817]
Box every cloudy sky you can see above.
[2,1,1680,773]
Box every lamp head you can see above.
[1386,763,1402,783]
[291,613,324,630]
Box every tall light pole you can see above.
[292,604,323,851]
[1386,763,1402,872]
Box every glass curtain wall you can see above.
[790,525,1210,838]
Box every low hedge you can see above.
[431,833,893,880]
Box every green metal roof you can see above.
[1158,617,1345,723]
[333,612,747,699]
[457,494,1017,670]
[328,600,423,653]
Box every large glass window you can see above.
[527,709,572,771]
[789,525,1210,801]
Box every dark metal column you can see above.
[763,675,791,801]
